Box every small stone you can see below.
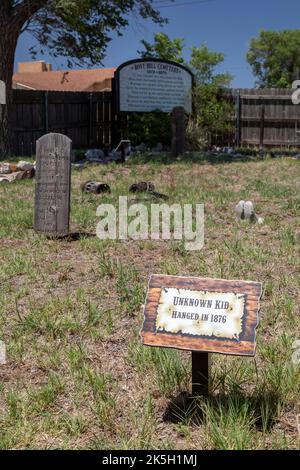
[244,201,255,221]
[17,161,34,171]
[85,149,105,161]
[129,181,155,193]
[152,143,163,153]
[135,142,147,152]
[235,200,264,224]
[235,200,245,220]
[0,163,11,174]
[81,181,111,194]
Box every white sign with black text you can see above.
[118,60,193,114]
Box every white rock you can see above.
[0,177,9,183]
[244,201,255,221]
[235,200,264,224]
[0,163,11,174]
[0,340,6,365]
[235,200,245,220]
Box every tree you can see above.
[138,32,184,63]
[247,29,300,88]
[0,1,164,157]
[190,45,233,147]
[190,44,232,87]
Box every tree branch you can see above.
[13,0,48,23]
[1,1,12,15]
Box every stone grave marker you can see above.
[34,133,72,237]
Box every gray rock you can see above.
[135,142,147,152]
[244,201,255,221]
[85,149,105,161]
[108,150,122,162]
[17,161,34,171]
[152,143,163,153]
[235,200,264,224]
[235,200,245,220]
[81,181,111,194]
[0,163,11,174]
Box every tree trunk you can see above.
[0,13,20,159]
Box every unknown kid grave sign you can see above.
[142,275,262,395]
[34,133,72,238]
[115,59,193,114]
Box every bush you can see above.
[186,119,208,151]
[125,110,171,148]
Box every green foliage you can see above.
[23,1,165,66]
[126,111,171,147]
[136,35,234,150]
[185,119,207,151]
[138,32,184,63]
[247,29,300,88]
[192,84,235,146]
[2,2,164,67]
[190,45,232,87]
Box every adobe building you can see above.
[13,61,115,92]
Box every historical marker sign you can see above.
[142,275,262,356]
[115,59,193,114]
[0,80,6,105]
[34,133,72,237]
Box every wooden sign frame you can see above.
[114,58,194,115]
[142,274,262,357]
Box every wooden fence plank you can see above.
[11,87,300,154]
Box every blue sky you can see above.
[15,0,300,87]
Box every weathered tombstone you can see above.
[171,106,186,158]
[0,80,6,105]
[34,133,72,237]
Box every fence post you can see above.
[171,106,186,158]
[192,351,211,397]
[110,77,119,148]
[260,104,265,149]
[88,92,93,147]
[235,90,241,148]
[44,91,49,134]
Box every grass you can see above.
[0,154,299,449]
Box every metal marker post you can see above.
[192,351,211,397]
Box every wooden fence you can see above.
[11,87,300,155]
[12,90,113,156]
[236,88,300,147]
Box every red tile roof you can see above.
[13,68,116,92]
